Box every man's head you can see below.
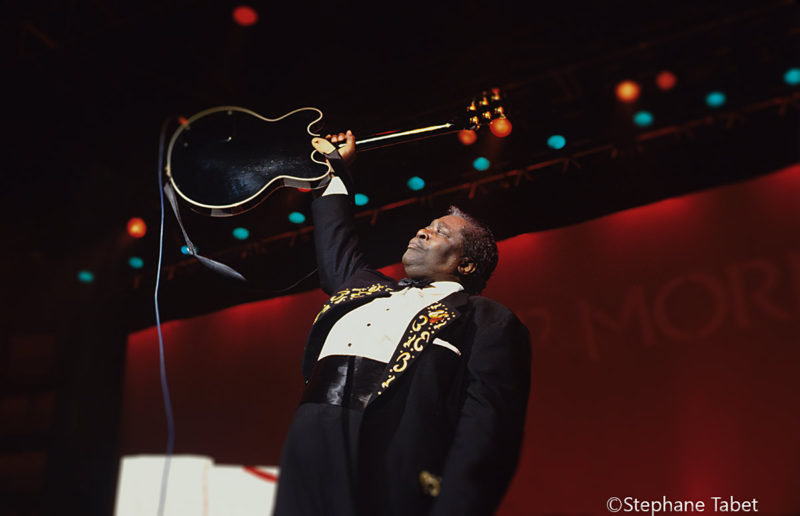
[401,206,498,294]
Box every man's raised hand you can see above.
[325,130,356,167]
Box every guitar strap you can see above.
[163,182,247,282]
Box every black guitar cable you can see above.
[154,116,176,516]
[153,116,320,515]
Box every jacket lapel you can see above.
[373,291,468,400]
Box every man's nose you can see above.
[416,228,430,240]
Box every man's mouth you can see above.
[407,240,423,250]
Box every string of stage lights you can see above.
[73,3,799,285]
[74,66,799,284]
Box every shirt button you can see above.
[366,323,371,327]
[347,343,352,347]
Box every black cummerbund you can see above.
[301,355,386,411]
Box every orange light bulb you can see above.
[615,80,641,102]
[458,130,477,145]
[489,117,512,138]
[127,217,147,238]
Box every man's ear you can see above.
[458,257,477,276]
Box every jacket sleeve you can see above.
[311,193,370,295]
[431,309,532,516]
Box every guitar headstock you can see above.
[463,88,510,132]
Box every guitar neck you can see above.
[339,121,462,152]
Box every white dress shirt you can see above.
[318,281,464,363]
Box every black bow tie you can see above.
[397,278,433,289]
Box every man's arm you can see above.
[310,131,369,294]
[432,307,532,516]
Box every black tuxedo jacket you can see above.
[302,194,531,516]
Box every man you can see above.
[274,131,531,515]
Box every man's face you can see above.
[402,215,470,282]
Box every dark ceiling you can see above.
[3,0,798,331]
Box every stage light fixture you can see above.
[633,111,654,127]
[655,71,677,91]
[784,68,800,86]
[458,130,477,145]
[354,193,370,206]
[77,270,95,283]
[547,135,566,150]
[489,117,512,138]
[180,245,191,255]
[128,256,144,269]
[472,157,491,171]
[615,80,641,102]
[288,211,306,224]
[232,227,250,240]
[127,217,147,238]
[407,176,425,191]
[233,6,258,26]
[705,91,726,108]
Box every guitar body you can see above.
[165,91,500,217]
[166,106,331,217]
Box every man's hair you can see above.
[447,206,498,294]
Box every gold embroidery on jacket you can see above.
[379,374,396,392]
[419,470,442,497]
[312,283,393,324]
[393,351,412,373]
[376,301,456,397]
[411,314,427,332]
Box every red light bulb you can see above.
[233,6,258,26]
[655,70,677,91]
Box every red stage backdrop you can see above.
[122,164,800,514]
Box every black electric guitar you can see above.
[165,91,507,217]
